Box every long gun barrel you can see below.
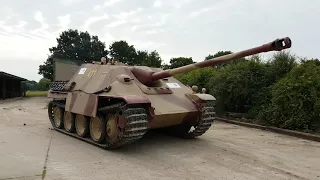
[131,37,292,86]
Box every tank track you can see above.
[47,100,149,149]
[164,100,216,138]
[183,100,216,138]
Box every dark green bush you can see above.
[174,51,320,133]
[207,58,269,116]
[258,60,320,132]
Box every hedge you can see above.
[174,51,320,133]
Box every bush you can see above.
[174,67,217,94]
[258,60,320,132]
[174,51,320,133]
[207,57,269,116]
[37,78,51,91]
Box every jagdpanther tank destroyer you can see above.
[47,37,292,149]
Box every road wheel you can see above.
[106,114,119,143]
[89,114,106,143]
[75,114,89,137]
[64,111,75,132]
[53,106,63,129]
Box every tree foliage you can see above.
[21,80,38,91]
[205,51,244,68]
[169,57,194,69]
[38,57,54,80]
[175,51,320,133]
[258,60,320,132]
[37,78,52,91]
[48,29,108,61]
[109,40,137,65]
[38,29,108,81]
[141,50,163,68]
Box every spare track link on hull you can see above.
[47,100,149,149]
[49,81,68,91]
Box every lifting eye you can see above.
[124,77,130,82]
[116,74,133,84]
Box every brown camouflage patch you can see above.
[84,94,97,116]
[69,93,78,111]
[65,92,98,117]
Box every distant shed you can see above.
[0,71,27,100]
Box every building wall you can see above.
[0,78,24,100]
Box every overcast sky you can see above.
[0,0,318,81]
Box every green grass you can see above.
[26,91,48,97]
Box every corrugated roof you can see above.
[0,71,27,81]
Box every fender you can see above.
[185,93,216,110]
[186,93,216,102]
[120,95,151,105]
[107,95,154,122]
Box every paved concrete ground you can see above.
[0,97,319,180]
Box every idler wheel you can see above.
[53,106,64,129]
[89,114,106,143]
[64,111,75,132]
[75,114,89,137]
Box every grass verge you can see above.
[26,91,48,97]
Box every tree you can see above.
[265,51,298,83]
[37,78,52,91]
[136,50,148,65]
[109,40,137,65]
[38,56,54,80]
[21,80,38,91]
[169,57,194,69]
[161,63,171,70]
[205,51,232,60]
[38,29,108,81]
[205,51,244,68]
[141,50,163,68]
[301,58,320,66]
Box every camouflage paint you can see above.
[48,37,292,129]
[65,92,98,117]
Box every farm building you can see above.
[0,71,27,100]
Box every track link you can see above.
[48,100,149,149]
[49,81,68,91]
[164,100,216,138]
[183,100,216,138]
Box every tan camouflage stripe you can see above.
[79,64,100,91]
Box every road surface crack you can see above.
[41,137,52,180]
[0,174,41,180]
